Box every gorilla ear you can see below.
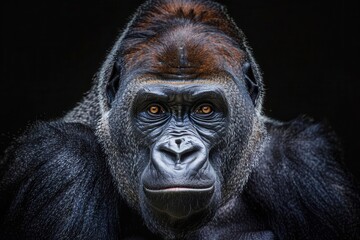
[242,62,259,105]
[106,63,121,107]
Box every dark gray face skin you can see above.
[103,76,261,237]
[133,84,228,220]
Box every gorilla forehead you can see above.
[121,3,247,79]
[123,24,246,79]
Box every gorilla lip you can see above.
[144,185,214,193]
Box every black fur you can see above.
[245,117,360,240]
[1,122,119,239]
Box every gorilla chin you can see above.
[141,160,219,229]
[142,184,219,233]
[144,185,215,220]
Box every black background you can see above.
[1,0,359,179]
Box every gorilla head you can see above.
[84,0,267,236]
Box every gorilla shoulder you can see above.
[0,122,121,240]
[245,116,359,240]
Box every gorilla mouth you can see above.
[143,185,215,219]
[144,185,214,193]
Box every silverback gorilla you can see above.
[1,0,359,239]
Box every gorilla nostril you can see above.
[159,146,177,161]
[175,139,182,147]
[180,148,198,162]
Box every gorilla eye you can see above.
[195,104,213,115]
[147,104,165,115]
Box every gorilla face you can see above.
[135,83,228,221]
[101,74,263,235]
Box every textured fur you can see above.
[1,0,359,239]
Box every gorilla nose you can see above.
[152,136,207,171]
[159,138,201,164]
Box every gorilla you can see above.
[1,0,359,239]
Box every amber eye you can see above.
[148,104,164,115]
[195,104,213,115]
